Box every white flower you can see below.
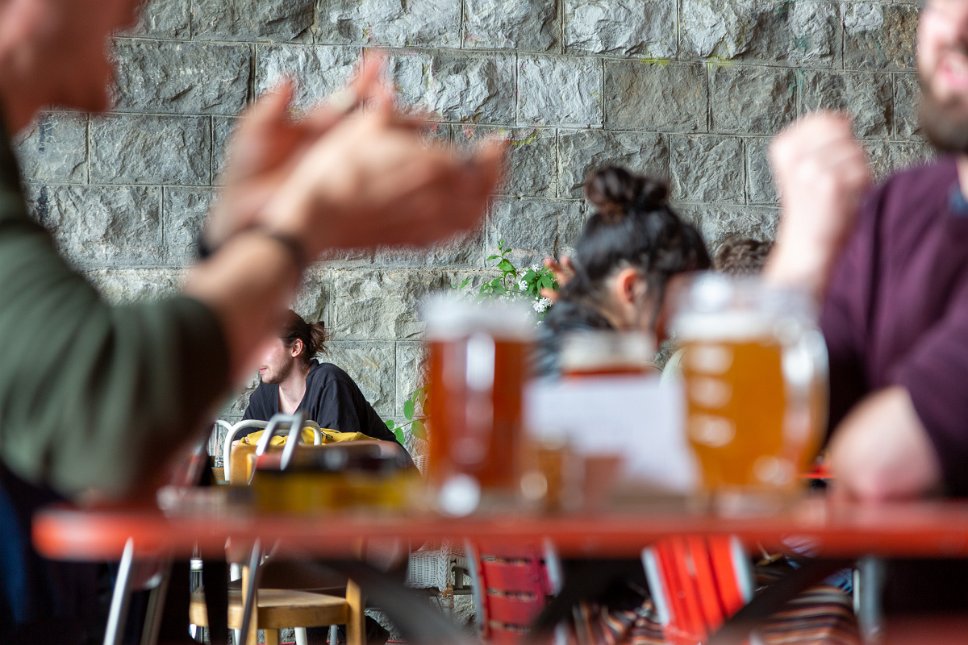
[530,264,541,272]
[532,297,552,313]
[518,279,528,292]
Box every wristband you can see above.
[196,228,308,273]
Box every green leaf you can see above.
[497,259,515,273]
[404,398,415,420]
[385,419,395,429]
[411,419,427,439]
[393,427,405,445]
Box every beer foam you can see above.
[560,330,655,372]
[421,292,535,340]
[671,311,776,341]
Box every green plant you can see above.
[385,386,427,445]
[476,239,558,314]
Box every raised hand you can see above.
[765,112,872,297]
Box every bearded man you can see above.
[761,0,968,612]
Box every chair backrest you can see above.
[466,541,559,645]
[641,535,754,645]
[223,416,323,484]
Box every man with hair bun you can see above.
[243,310,398,445]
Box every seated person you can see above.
[242,310,399,445]
[534,165,711,377]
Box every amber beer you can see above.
[672,276,827,502]
[423,296,534,512]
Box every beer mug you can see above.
[560,330,656,378]
[669,274,827,509]
[423,295,534,515]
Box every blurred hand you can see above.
[262,91,506,255]
[540,256,574,302]
[766,112,872,296]
[204,52,391,248]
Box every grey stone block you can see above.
[192,0,315,41]
[798,70,893,138]
[745,138,777,206]
[220,372,262,421]
[26,185,163,267]
[670,136,745,203]
[843,3,917,71]
[677,203,779,251]
[163,187,213,266]
[487,198,581,266]
[90,115,211,185]
[894,73,921,138]
[710,65,796,135]
[557,202,591,253]
[112,40,250,115]
[255,45,360,112]
[395,342,426,416]
[293,267,334,326]
[323,341,396,415]
[517,56,604,127]
[332,269,449,340]
[15,112,87,183]
[464,0,557,51]
[390,51,516,124]
[564,0,676,56]
[557,129,669,198]
[212,116,239,184]
[681,0,838,65]
[84,268,185,302]
[317,0,461,48]
[453,125,558,198]
[374,229,485,268]
[866,140,936,181]
[604,61,706,132]
[126,0,191,38]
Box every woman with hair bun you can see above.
[242,309,399,444]
[535,165,712,377]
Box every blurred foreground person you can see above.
[0,0,504,640]
[534,166,711,377]
[765,0,968,611]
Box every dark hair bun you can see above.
[583,166,669,220]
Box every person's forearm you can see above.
[183,229,303,383]
[763,238,837,303]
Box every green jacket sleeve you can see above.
[0,132,230,498]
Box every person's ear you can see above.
[290,338,304,359]
[615,267,643,305]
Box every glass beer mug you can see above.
[669,274,827,511]
[423,295,534,515]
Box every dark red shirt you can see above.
[822,155,968,494]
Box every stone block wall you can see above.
[15,0,930,437]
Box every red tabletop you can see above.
[32,495,968,561]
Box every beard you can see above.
[261,360,293,385]
[919,72,968,154]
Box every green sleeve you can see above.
[0,135,230,498]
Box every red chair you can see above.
[642,535,754,645]
[466,541,562,644]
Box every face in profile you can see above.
[918,0,968,152]
[258,338,297,385]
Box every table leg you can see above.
[239,541,264,645]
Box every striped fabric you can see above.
[576,568,860,645]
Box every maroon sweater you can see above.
[822,154,968,494]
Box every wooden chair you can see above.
[191,412,364,645]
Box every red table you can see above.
[33,495,968,562]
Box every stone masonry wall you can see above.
[15,0,930,445]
